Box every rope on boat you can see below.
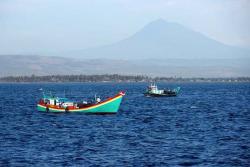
[46,106,49,112]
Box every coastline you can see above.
[0,74,249,83]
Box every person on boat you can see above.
[96,97,101,103]
[45,99,49,105]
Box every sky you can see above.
[0,0,250,55]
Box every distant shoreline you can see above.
[0,74,249,83]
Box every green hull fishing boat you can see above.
[37,91,125,114]
[144,83,180,97]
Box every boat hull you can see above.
[37,93,124,113]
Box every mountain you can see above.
[65,19,250,59]
[0,55,249,77]
[1,19,250,77]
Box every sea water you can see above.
[0,82,249,166]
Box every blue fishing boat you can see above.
[144,83,180,97]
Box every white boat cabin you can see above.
[147,83,164,94]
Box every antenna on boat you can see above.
[39,88,44,99]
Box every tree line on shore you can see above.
[0,74,249,83]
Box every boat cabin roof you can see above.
[43,96,70,102]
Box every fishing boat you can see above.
[37,91,125,114]
[144,83,180,97]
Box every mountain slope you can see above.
[69,19,249,59]
[0,55,249,77]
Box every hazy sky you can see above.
[1,0,250,55]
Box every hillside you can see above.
[0,55,249,77]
